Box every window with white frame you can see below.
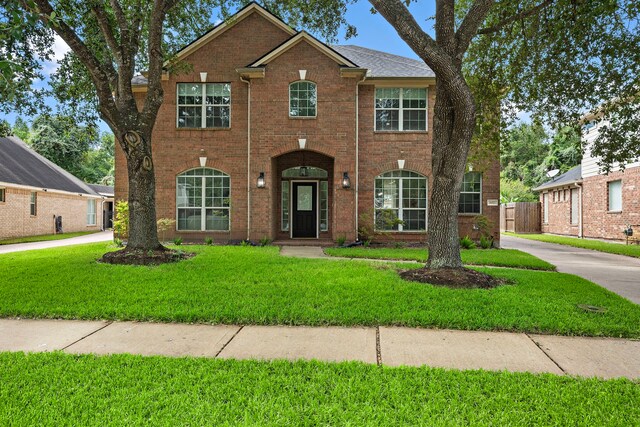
[177,168,230,231]
[30,192,37,216]
[375,88,427,131]
[458,172,482,214]
[375,170,427,231]
[0,188,5,202]
[289,81,317,117]
[177,83,230,128]
[87,199,97,226]
[608,180,622,212]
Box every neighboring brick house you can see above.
[535,118,640,240]
[117,2,500,244]
[0,136,109,240]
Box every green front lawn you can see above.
[0,231,99,245]
[1,243,639,337]
[1,352,637,426]
[325,247,556,270]
[504,232,640,258]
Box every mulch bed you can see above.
[400,267,508,289]
[99,248,195,266]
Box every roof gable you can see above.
[174,2,296,62]
[248,32,358,68]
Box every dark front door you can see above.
[292,182,317,238]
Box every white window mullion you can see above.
[201,176,206,231]
[398,90,404,131]
[201,84,207,128]
[398,178,404,231]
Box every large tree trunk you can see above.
[118,129,162,250]
[426,81,476,269]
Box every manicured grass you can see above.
[504,232,640,258]
[325,247,556,270]
[1,353,637,426]
[1,243,639,337]
[0,231,98,245]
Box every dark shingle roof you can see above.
[533,165,582,192]
[332,45,434,78]
[132,74,148,85]
[88,184,114,197]
[0,136,98,196]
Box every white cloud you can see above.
[41,34,71,75]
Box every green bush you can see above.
[460,235,476,249]
[204,237,213,246]
[112,201,129,240]
[173,237,183,246]
[259,237,272,247]
[336,235,347,246]
[479,235,493,249]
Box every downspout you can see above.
[355,73,366,240]
[240,76,251,241]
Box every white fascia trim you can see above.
[0,182,102,198]
[250,32,357,68]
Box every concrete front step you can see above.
[1,318,639,380]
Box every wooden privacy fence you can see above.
[500,202,541,233]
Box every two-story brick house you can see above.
[116,2,500,244]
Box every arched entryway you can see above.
[272,151,334,240]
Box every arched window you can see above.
[176,168,230,231]
[289,81,317,117]
[374,170,427,231]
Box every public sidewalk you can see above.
[1,318,638,380]
[0,231,113,254]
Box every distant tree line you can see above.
[4,115,114,185]
[500,123,582,203]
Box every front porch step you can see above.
[273,239,335,247]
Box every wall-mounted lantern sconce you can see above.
[342,172,351,189]
[257,172,266,188]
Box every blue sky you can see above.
[6,2,515,132]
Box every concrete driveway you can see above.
[0,231,113,254]
[501,234,640,304]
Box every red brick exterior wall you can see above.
[582,167,640,239]
[539,166,640,240]
[115,10,501,244]
[0,186,103,240]
[540,187,580,237]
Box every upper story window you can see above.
[458,172,482,214]
[177,83,230,128]
[289,81,317,117]
[375,88,427,131]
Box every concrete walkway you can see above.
[0,231,113,254]
[1,318,638,379]
[501,234,640,304]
